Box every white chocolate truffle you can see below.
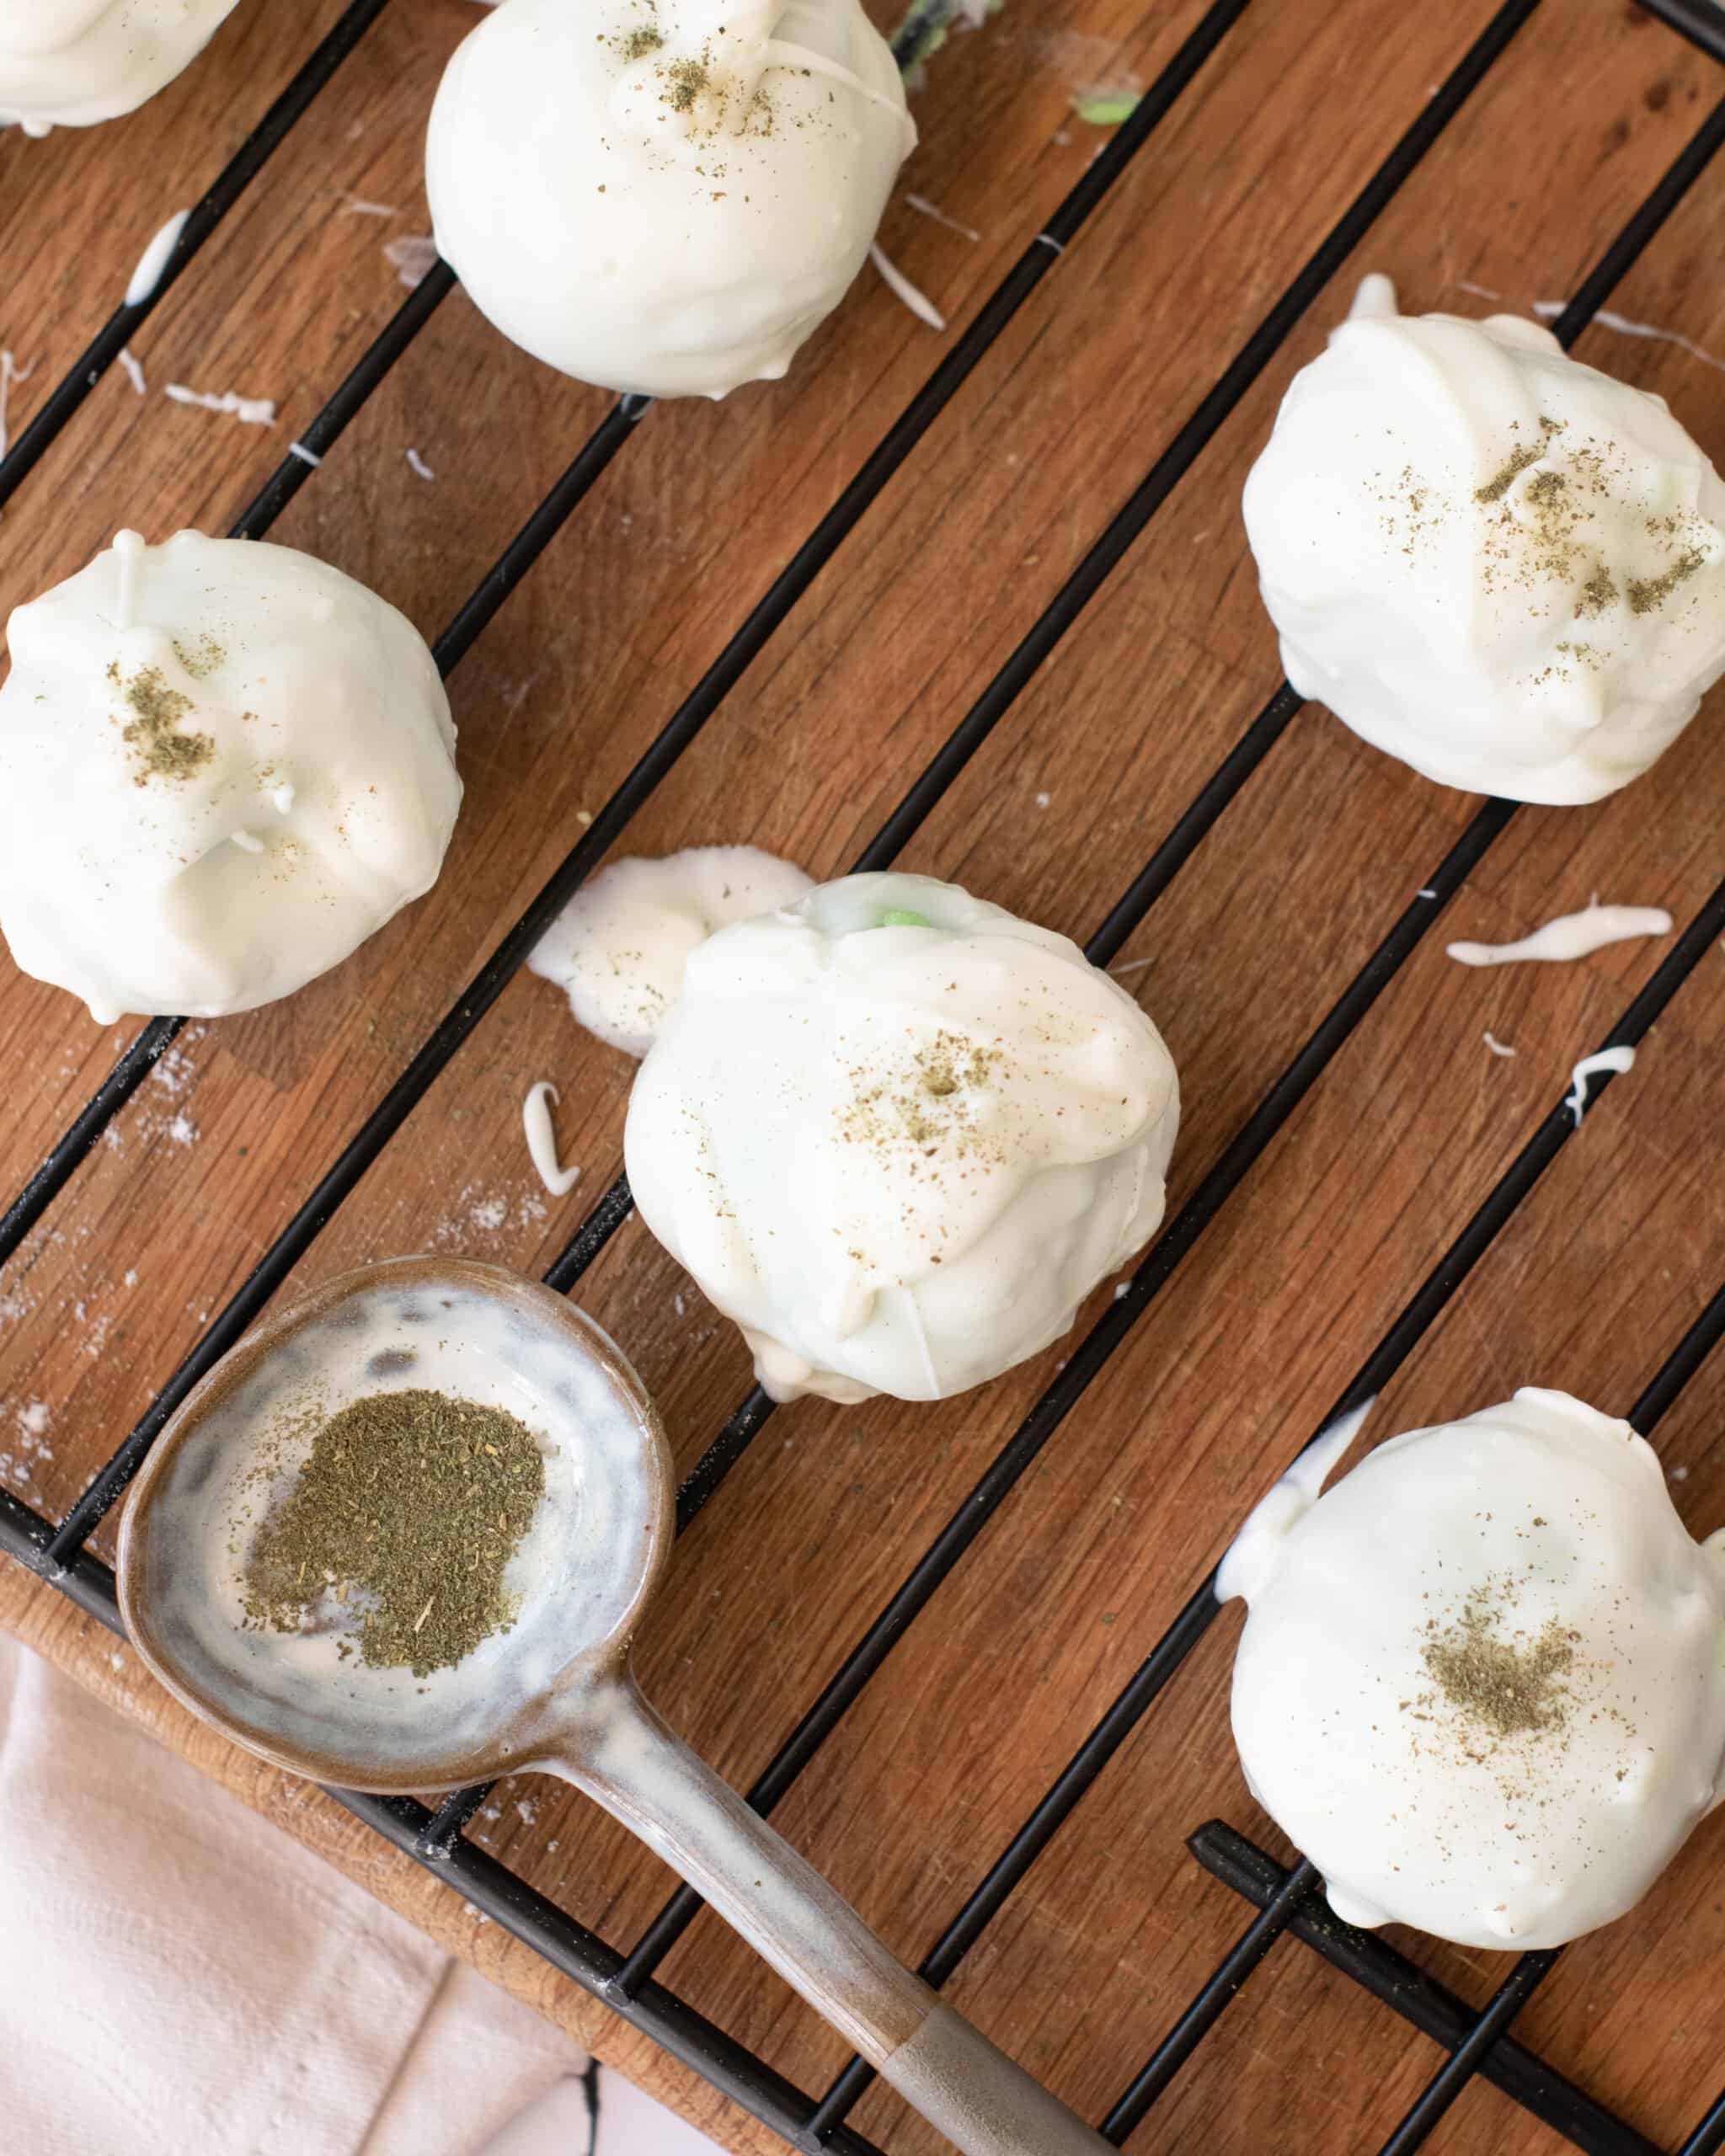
[1242,278,1725,803]
[0,0,242,135]
[0,530,461,1024]
[528,845,814,1056]
[624,871,1180,1403]
[1222,1389,1725,1950]
[425,0,915,399]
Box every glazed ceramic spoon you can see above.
[117,1257,1108,2156]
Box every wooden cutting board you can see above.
[3,1,1724,2148]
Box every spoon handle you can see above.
[550,1681,1108,2156]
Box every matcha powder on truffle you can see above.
[242,1388,547,1678]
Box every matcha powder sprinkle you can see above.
[1421,1598,1578,1742]
[108,659,216,785]
[242,1388,547,1678]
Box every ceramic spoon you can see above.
[116,1257,1108,2156]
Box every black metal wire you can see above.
[1375,1955,1563,2155]
[0,0,396,512]
[1631,1272,1725,1432]
[1638,0,1725,63]
[232,262,459,539]
[1681,2095,1725,2156]
[1098,1860,1322,2143]
[1191,1825,1661,2156]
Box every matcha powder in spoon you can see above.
[240,1388,547,1678]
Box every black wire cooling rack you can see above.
[4,0,1725,2148]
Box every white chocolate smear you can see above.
[118,345,147,395]
[0,3,241,134]
[1243,274,1725,803]
[1225,1388,1725,1949]
[1448,901,1672,968]
[426,0,915,399]
[1482,1030,1517,1058]
[0,528,462,1023]
[1566,1044,1635,1128]
[124,208,190,307]
[625,871,1181,1405]
[405,448,437,482]
[529,845,814,1058]
[522,1081,582,1197]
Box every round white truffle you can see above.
[426,0,915,399]
[0,529,462,1024]
[528,845,814,1056]
[624,871,1181,1404]
[1221,1388,1725,1950]
[1242,276,1725,803]
[0,0,242,135]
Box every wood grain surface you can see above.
[3,0,1725,2150]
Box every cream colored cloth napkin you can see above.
[0,1632,586,2156]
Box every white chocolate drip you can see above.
[1215,1398,1375,1606]
[1566,1044,1635,1127]
[165,384,277,427]
[124,208,189,307]
[523,1082,583,1197]
[1448,901,1672,967]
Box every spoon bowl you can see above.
[120,1257,670,1791]
[118,1257,1108,2156]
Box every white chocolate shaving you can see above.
[522,1082,581,1197]
[165,384,277,427]
[870,243,945,331]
